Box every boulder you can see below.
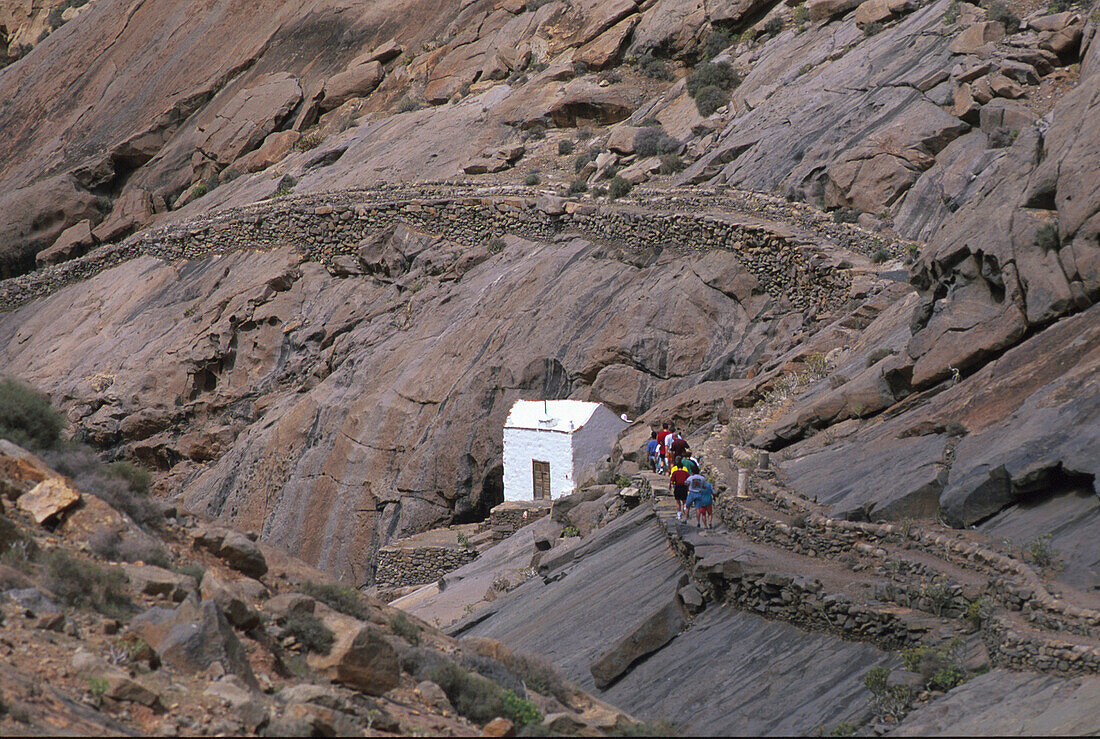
[231,130,301,174]
[567,499,606,537]
[122,564,197,602]
[987,72,1025,99]
[217,531,268,579]
[483,717,516,737]
[307,611,400,695]
[322,61,384,112]
[979,98,1037,133]
[92,187,154,244]
[200,571,260,629]
[548,90,634,127]
[575,0,637,45]
[1028,11,1079,33]
[952,83,980,123]
[628,0,706,58]
[360,38,403,65]
[16,477,80,524]
[948,21,1005,54]
[575,16,638,71]
[589,595,685,688]
[0,440,53,499]
[264,592,317,621]
[607,125,641,155]
[129,597,257,686]
[194,72,303,166]
[36,220,95,267]
[807,0,861,22]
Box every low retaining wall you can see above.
[374,544,477,589]
[489,500,551,541]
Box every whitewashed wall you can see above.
[503,427,575,501]
[572,406,630,486]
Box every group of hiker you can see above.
[646,424,715,529]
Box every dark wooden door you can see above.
[532,460,550,499]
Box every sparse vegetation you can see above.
[922,580,957,617]
[831,207,860,223]
[572,61,589,77]
[301,581,369,620]
[739,28,756,46]
[607,176,632,200]
[296,132,324,151]
[600,70,622,84]
[488,238,506,254]
[964,598,990,629]
[659,154,684,175]
[561,525,581,537]
[1035,222,1059,251]
[282,612,335,655]
[427,661,542,726]
[558,139,575,155]
[863,665,912,721]
[636,53,673,80]
[687,61,740,116]
[397,97,421,113]
[704,30,733,59]
[863,21,884,36]
[763,16,784,36]
[0,378,65,450]
[45,549,134,619]
[634,126,681,157]
[567,179,588,196]
[524,172,542,186]
[1024,533,1061,570]
[986,0,1020,33]
[574,150,597,173]
[902,639,965,690]
[794,4,811,25]
[391,613,422,645]
[870,247,890,264]
[944,0,961,24]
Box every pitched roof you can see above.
[504,399,605,433]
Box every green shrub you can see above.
[694,85,728,116]
[686,61,740,98]
[794,4,811,24]
[105,461,151,495]
[986,0,1020,32]
[301,581,369,620]
[1035,222,1059,251]
[397,97,420,113]
[428,661,542,726]
[863,21,884,35]
[561,525,581,537]
[1024,534,1060,569]
[0,378,64,450]
[607,176,632,200]
[763,16,784,35]
[870,247,890,264]
[567,179,588,196]
[573,150,597,173]
[283,612,335,655]
[557,139,575,155]
[391,613,422,645]
[922,580,957,617]
[704,30,732,59]
[296,133,324,151]
[659,154,685,175]
[45,549,134,619]
[964,598,988,629]
[524,173,541,186]
[501,690,541,726]
[739,28,756,45]
[634,126,681,157]
[944,0,961,23]
[928,665,965,691]
[831,207,860,223]
[636,53,673,80]
[864,665,890,694]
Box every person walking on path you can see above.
[697,479,715,529]
[646,431,661,473]
[685,472,707,526]
[656,423,672,474]
[669,458,690,520]
[682,455,700,475]
[669,433,690,466]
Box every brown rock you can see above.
[200,571,260,629]
[92,187,154,244]
[807,0,861,22]
[575,16,638,71]
[988,72,1024,98]
[231,130,301,175]
[575,0,637,45]
[194,72,303,166]
[1028,11,1079,33]
[483,717,516,737]
[36,219,95,267]
[360,38,404,65]
[16,477,80,524]
[606,125,641,155]
[123,564,197,602]
[322,61,384,112]
[952,83,980,123]
[216,530,268,579]
[948,21,1005,55]
[0,440,53,500]
[979,98,1037,133]
[307,612,400,695]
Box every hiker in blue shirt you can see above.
[646,431,660,473]
[697,480,715,529]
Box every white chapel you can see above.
[502,399,629,502]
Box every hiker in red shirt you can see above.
[669,458,690,521]
[669,433,689,463]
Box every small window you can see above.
[532,460,550,499]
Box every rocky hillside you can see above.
[0,426,638,736]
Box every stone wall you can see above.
[489,500,551,541]
[0,184,887,315]
[374,543,478,589]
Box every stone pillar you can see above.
[758,451,770,470]
[737,468,750,498]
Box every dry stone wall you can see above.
[0,185,877,317]
[374,544,477,589]
[489,500,551,541]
